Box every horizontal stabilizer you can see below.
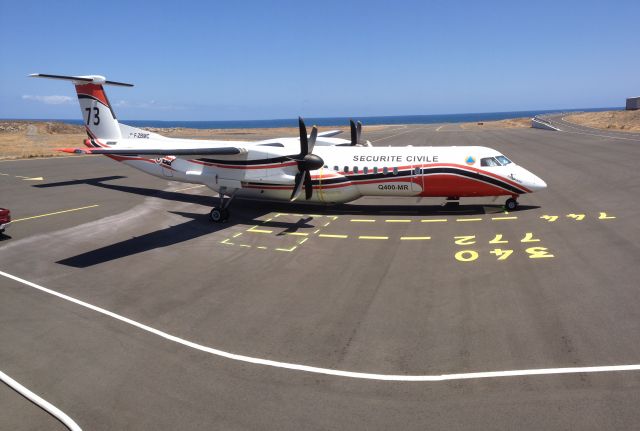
[29,73,133,87]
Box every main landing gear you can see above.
[505,197,519,211]
[210,186,236,223]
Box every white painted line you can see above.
[3,269,640,382]
[436,125,444,131]
[0,369,82,431]
[173,184,205,193]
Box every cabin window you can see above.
[363,167,369,174]
[496,155,512,165]
[354,166,359,174]
[373,167,378,174]
[480,157,501,167]
[344,166,349,173]
[383,167,388,175]
[334,165,339,171]
[393,167,398,175]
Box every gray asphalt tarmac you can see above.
[1,122,640,430]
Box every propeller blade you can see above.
[308,125,318,154]
[357,121,362,144]
[298,117,308,155]
[350,119,357,146]
[290,171,306,201]
[304,170,313,200]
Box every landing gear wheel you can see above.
[505,198,518,211]
[210,207,226,222]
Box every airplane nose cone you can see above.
[528,173,547,192]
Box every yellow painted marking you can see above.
[276,246,298,252]
[173,184,205,192]
[308,214,323,218]
[436,125,444,131]
[220,239,234,245]
[358,236,389,240]
[455,250,479,262]
[247,226,273,234]
[11,204,99,222]
[323,222,331,226]
[329,216,339,220]
[456,218,483,222]
[256,246,267,250]
[454,235,476,245]
[19,176,44,181]
[400,236,431,240]
[489,234,508,244]
[385,219,412,223]
[567,213,585,221]
[599,212,616,220]
[526,246,554,259]
[540,215,558,222]
[520,233,541,243]
[351,219,376,223]
[240,244,252,248]
[286,232,309,236]
[0,173,9,175]
[274,213,284,218]
[492,216,517,221]
[232,232,243,238]
[298,238,309,245]
[490,248,513,261]
[313,229,321,234]
[421,219,448,223]
[264,218,273,222]
[319,234,348,238]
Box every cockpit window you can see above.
[496,155,512,165]
[480,157,501,167]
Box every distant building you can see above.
[626,97,640,110]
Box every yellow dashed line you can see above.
[385,219,411,223]
[247,227,273,234]
[285,232,309,236]
[492,216,518,221]
[298,238,309,245]
[232,232,243,238]
[456,218,483,222]
[358,236,389,240]
[313,229,321,234]
[400,236,431,240]
[276,246,298,252]
[11,204,100,222]
[319,234,348,238]
[257,246,267,250]
[421,219,448,223]
[323,222,331,226]
[351,219,376,223]
[239,244,252,248]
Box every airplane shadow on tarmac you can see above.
[36,177,539,267]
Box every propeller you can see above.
[289,117,324,201]
[349,119,363,146]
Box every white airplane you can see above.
[31,73,546,221]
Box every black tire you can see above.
[210,207,223,222]
[505,198,518,211]
[221,208,230,221]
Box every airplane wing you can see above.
[58,146,244,156]
[317,130,342,137]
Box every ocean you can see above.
[18,107,618,129]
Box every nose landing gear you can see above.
[505,197,519,211]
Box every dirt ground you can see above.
[1,118,532,160]
[563,110,640,132]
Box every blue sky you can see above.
[1,0,638,121]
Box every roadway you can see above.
[1,122,640,430]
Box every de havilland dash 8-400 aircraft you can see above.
[31,73,547,221]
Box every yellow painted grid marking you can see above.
[358,236,389,240]
[11,205,100,222]
[319,234,348,239]
[400,236,431,240]
[456,218,483,222]
[351,219,376,223]
[492,216,518,221]
[385,219,411,223]
[421,219,448,223]
[285,232,309,236]
[247,226,273,234]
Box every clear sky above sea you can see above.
[1,0,638,121]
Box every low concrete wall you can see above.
[531,117,561,131]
